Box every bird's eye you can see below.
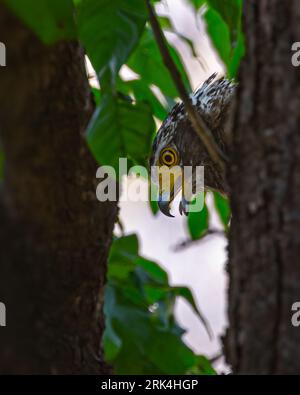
[159,148,179,167]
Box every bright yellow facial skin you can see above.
[155,147,183,217]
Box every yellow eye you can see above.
[159,148,179,167]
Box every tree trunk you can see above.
[225,0,300,374]
[0,5,118,374]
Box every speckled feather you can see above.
[150,73,235,194]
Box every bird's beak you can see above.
[157,166,183,217]
[179,196,189,216]
[158,197,174,217]
[156,169,198,217]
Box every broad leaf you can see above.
[188,0,206,10]
[149,182,159,215]
[117,77,168,121]
[104,234,215,374]
[188,202,209,240]
[208,0,243,47]
[204,8,231,72]
[127,28,191,101]
[204,1,245,78]
[189,355,217,375]
[87,92,155,169]
[77,0,147,84]
[5,0,76,44]
[213,192,231,231]
[228,30,245,78]
[78,1,154,169]
[172,286,212,338]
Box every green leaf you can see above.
[105,286,196,374]
[118,78,168,121]
[188,202,209,240]
[5,0,76,44]
[104,234,215,374]
[103,285,123,361]
[107,234,139,281]
[228,30,245,78]
[77,0,147,84]
[171,286,212,338]
[149,182,159,215]
[77,1,155,169]
[208,0,243,47]
[135,257,169,285]
[188,0,206,10]
[158,16,173,30]
[111,234,139,257]
[213,192,231,231]
[188,355,217,375]
[87,92,155,169]
[204,1,245,78]
[127,28,191,101]
[149,200,159,215]
[204,8,231,71]
[91,87,101,106]
[149,199,159,216]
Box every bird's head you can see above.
[149,73,235,216]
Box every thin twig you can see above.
[146,0,228,172]
[173,229,225,252]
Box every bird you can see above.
[150,73,235,217]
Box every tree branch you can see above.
[173,229,225,252]
[146,0,228,172]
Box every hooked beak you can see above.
[158,194,190,217]
[179,197,189,216]
[153,163,204,217]
[158,198,175,217]
[156,166,188,217]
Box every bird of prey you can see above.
[150,73,235,217]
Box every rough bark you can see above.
[225,0,300,374]
[0,5,118,374]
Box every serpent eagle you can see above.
[150,73,235,217]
